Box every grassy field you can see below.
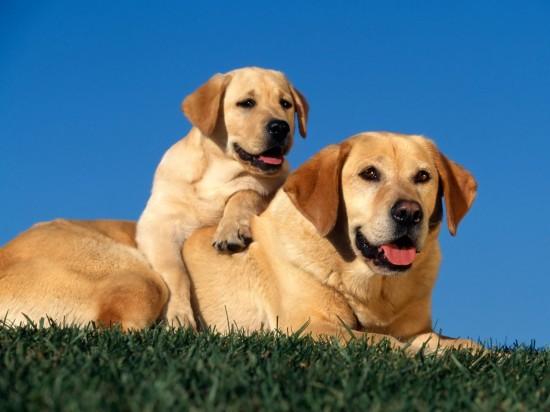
[0,324,547,411]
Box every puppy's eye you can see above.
[280,99,292,109]
[414,170,431,184]
[359,166,380,182]
[236,98,256,109]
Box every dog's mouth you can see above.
[355,229,418,272]
[233,143,285,173]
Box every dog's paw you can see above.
[212,220,252,253]
[165,303,196,329]
[442,338,484,352]
[406,333,484,355]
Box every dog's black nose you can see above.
[267,119,290,143]
[391,200,423,226]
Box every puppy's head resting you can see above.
[182,67,308,177]
[284,132,477,276]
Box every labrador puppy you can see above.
[136,67,308,327]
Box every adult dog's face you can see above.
[341,134,442,274]
[284,132,477,276]
[182,67,308,177]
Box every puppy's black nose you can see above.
[267,119,290,143]
[391,200,423,226]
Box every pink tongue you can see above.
[380,244,417,266]
[259,156,283,165]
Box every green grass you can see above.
[0,324,548,412]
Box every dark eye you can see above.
[414,170,431,184]
[280,99,292,109]
[359,166,380,182]
[236,98,256,108]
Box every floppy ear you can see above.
[289,85,309,138]
[432,148,478,236]
[283,143,351,236]
[182,74,230,136]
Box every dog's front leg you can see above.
[136,226,196,329]
[212,190,268,253]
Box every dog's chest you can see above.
[195,158,267,202]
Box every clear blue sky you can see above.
[1,1,549,346]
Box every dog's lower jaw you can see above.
[354,228,414,275]
[232,143,287,176]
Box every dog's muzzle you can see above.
[233,143,286,173]
[355,228,419,272]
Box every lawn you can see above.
[0,324,547,411]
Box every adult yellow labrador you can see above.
[0,132,479,351]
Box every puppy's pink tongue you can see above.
[259,156,283,165]
[380,244,416,266]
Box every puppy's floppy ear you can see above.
[430,144,477,236]
[289,85,309,138]
[182,74,230,136]
[284,143,351,236]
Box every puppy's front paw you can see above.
[165,302,196,329]
[212,220,252,253]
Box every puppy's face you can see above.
[223,69,300,176]
[341,133,440,275]
[183,67,308,177]
[284,132,477,277]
